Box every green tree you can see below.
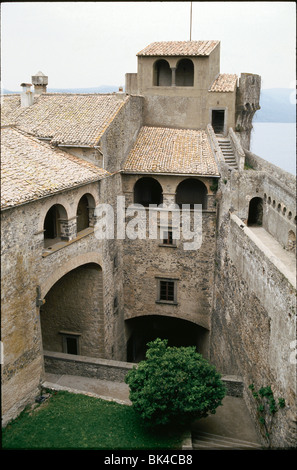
[125,338,226,427]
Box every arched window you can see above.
[153,60,172,86]
[247,197,263,226]
[176,59,194,86]
[43,204,67,247]
[134,177,163,207]
[175,178,207,209]
[77,195,89,232]
[76,193,96,232]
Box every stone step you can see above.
[216,137,238,169]
[192,431,262,450]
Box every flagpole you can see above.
[190,2,192,41]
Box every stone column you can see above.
[59,217,77,241]
[171,67,176,87]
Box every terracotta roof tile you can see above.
[123,126,219,176]
[137,41,219,56]
[209,74,238,92]
[1,127,108,210]
[1,93,128,147]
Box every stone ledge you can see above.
[44,351,243,396]
[44,351,134,382]
[221,375,243,397]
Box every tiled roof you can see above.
[123,126,219,176]
[1,127,108,210]
[209,74,238,92]
[137,40,219,56]
[1,93,128,147]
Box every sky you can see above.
[1,1,296,92]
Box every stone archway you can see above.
[40,262,104,358]
[153,59,172,86]
[176,58,194,86]
[125,315,209,363]
[247,197,263,226]
[175,178,208,209]
[134,176,163,207]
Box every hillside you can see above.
[254,88,295,123]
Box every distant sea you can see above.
[250,122,296,175]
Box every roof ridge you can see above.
[137,40,220,56]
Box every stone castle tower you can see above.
[126,40,260,149]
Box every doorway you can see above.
[212,109,225,134]
[247,197,263,226]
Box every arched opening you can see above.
[76,194,95,232]
[134,177,163,207]
[77,195,89,232]
[43,204,67,247]
[175,178,207,209]
[126,316,209,363]
[247,197,263,226]
[286,230,296,253]
[153,59,172,86]
[176,59,194,86]
[40,263,104,357]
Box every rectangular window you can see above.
[162,230,173,245]
[159,227,177,247]
[160,280,174,301]
[156,278,178,304]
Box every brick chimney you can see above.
[32,71,48,95]
[20,83,34,107]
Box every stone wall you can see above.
[44,350,134,382]
[211,211,296,447]
[100,95,143,173]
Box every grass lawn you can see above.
[2,390,183,450]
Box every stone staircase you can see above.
[216,136,238,170]
[192,431,262,450]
